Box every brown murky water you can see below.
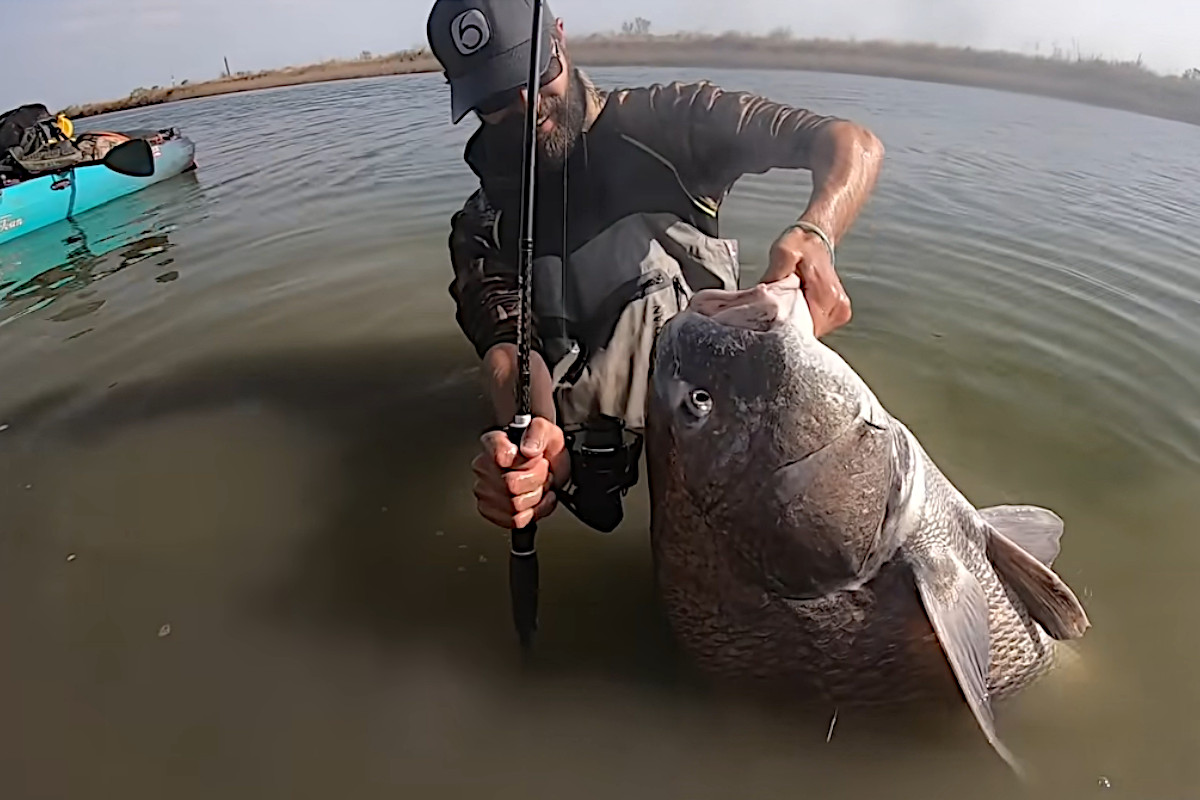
[1,69,1198,799]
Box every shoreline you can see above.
[60,33,1200,129]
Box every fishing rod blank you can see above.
[507,0,546,651]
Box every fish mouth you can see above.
[688,274,812,336]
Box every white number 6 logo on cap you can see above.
[451,9,491,55]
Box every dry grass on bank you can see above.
[60,33,1200,128]
[61,48,438,118]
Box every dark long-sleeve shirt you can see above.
[446,74,842,359]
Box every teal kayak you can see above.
[0,127,196,247]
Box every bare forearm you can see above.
[798,121,885,243]
[482,344,557,426]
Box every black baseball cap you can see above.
[426,0,557,124]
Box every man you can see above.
[425,0,885,532]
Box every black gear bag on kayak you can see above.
[0,104,54,153]
[0,103,84,183]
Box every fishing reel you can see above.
[558,414,644,534]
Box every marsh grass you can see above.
[61,33,1200,128]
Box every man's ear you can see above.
[554,17,565,42]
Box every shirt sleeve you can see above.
[446,187,543,359]
[606,80,843,202]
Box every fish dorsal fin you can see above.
[985,523,1091,641]
[978,505,1063,566]
[906,543,1024,777]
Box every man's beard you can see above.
[491,68,587,168]
[535,69,587,165]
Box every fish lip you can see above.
[679,305,792,336]
[684,279,805,334]
[703,312,790,332]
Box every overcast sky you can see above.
[4,0,1197,112]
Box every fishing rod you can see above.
[507,0,546,650]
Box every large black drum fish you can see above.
[645,274,1091,771]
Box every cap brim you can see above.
[449,31,554,124]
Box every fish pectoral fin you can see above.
[978,505,1063,566]
[908,547,1024,776]
[985,523,1091,641]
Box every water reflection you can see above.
[0,172,198,327]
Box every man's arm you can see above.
[447,188,557,425]
[606,81,885,332]
[759,118,882,334]
[610,81,882,227]
[448,188,568,530]
[788,116,884,250]
[447,187,521,361]
[701,83,883,246]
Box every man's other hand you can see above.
[472,417,570,530]
[762,224,851,338]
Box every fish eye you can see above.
[685,388,713,417]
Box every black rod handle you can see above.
[507,417,539,649]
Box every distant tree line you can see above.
[621,17,651,35]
